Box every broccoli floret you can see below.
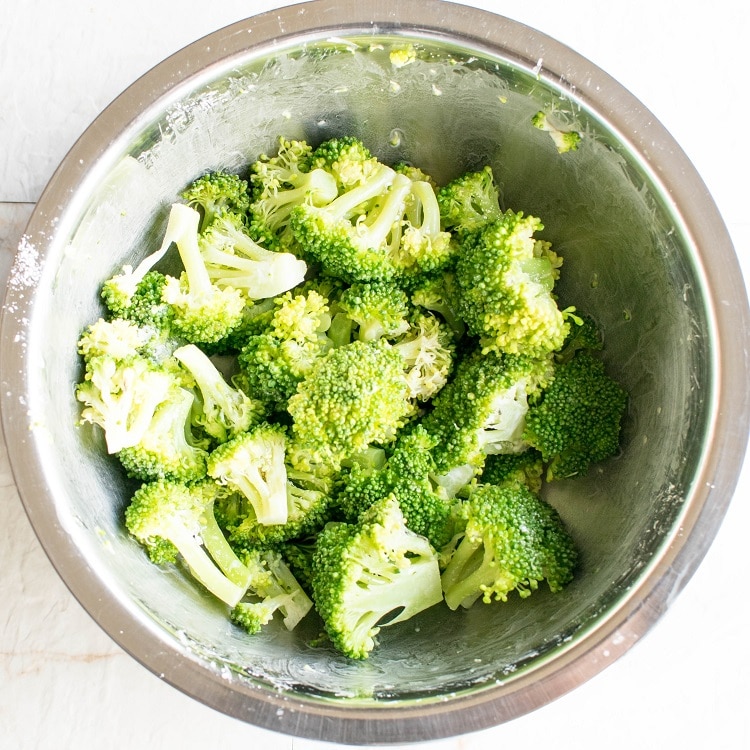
[207,423,289,525]
[420,348,553,490]
[437,165,503,233]
[77,317,151,361]
[439,482,578,610]
[197,210,308,301]
[480,448,545,494]
[159,204,246,345]
[172,343,264,443]
[392,312,455,402]
[311,495,443,659]
[227,465,333,548]
[338,280,411,342]
[287,339,414,472]
[523,350,628,480]
[125,478,252,607]
[238,289,334,409]
[554,310,603,363]
[181,170,251,232]
[454,210,570,357]
[309,136,382,190]
[289,163,413,282]
[410,271,465,338]
[117,386,209,483]
[231,547,313,633]
[336,425,452,548]
[531,111,582,154]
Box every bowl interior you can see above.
[12,25,715,728]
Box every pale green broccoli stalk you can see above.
[181,170,251,232]
[117,386,209,483]
[309,136,382,190]
[420,348,553,492]
[454,210,570,357]
[531,111,582,154]
[172,343,264,443]
[336,425,453,549]
[311,495,443,659]
[237,289,334,409]
[198,210,308,300]
[392,312,456,402]
[231,547,313,633]
[207,423,289,525]
[436,165,503,234]
[523,349,628,480]
[480,448,545,494]
[124,478,252,607]
[289,163,413,282]
[227,467,333,547]
[440,482,578,610]
[160,203,246,345]
[287,339,415,472]
[338,280,411,342]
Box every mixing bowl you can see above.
[2,0,748,743]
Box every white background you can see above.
[1,1,748,748]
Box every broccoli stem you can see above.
[199,509,252,590]
[325,163,397,221]
[357,173,412,251]
[170,204,213,297]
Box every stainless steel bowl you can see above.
[2,0,748,743]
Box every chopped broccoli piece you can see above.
[197,210,308,301]
[480,448,545,494]
[207,423,289,525]
[287,339,414,471]
[309,136,382,190]
[440,482,578,610]
[524,349,628,480]
[454,209,570,357]
[181,170,251,232]
[160,203,246,345]
[410,271,465,338]
[554,310,603,363]
[531,111,582,154]
[125,478,252,607]
[338,280,411,342]
[311,495,443,659]
[437,165,503,233]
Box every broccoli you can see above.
[76,319,174,454]
[392,311,455,402]
[439,482,578,610]
[117,385,209,483]
[437,165,503,234]
[531,111,582,154]
[480,448,545,494]
[198,209,308,300]
[309,135,381,190]
[125,478,252,607]
[410,271,465,338]
[207,422,289,526]
[237,289,334,409]
[338,280,411,342]
[311,495,443,659]
[231,547,313,633]
[181,170,251,232]
[159,203,246,345]
[421,348,552,487]
[523,349,628,480]
[336,425,452,549]
[554,310,603,363]
[286,339,414,472]
[454,209,570,357]
[172,343,264,443]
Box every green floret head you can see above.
[410,271,465,338]
[117,385,209,483]
[101,270,175,334]
[554,310,603,364]
[311,495,443,659]
[181,171,251,232]
[338,280,411,342]
[310,135,382,189]
[77,317,151,362]
[523,349,628,480]
[287,339,414,472]
[437,165,503,233]
[421,348,553,481]
[454,210,570,357]
[480,448,545,494]
[124,478,251,607]
[207,423,289,526]
[237,289,334,409]
[439,482,579,610]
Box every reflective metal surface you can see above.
[2,0,748,743]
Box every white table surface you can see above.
[2,1,748,748]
